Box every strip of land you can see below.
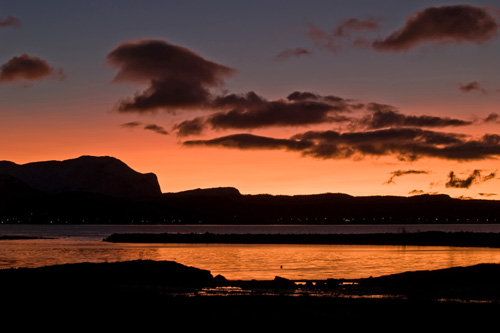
[103,231,500,248]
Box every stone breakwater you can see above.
[103,231,500,248]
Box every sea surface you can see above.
[2,223,500,280]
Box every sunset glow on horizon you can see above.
[1,1,500,199]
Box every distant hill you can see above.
[1,155,500,224]
[0,155,161,199]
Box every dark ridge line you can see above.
[103,231,500,248]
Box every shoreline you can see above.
[3,259,500,328]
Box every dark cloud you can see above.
[107,39,235,113]
[360,103,472,129]
[446,169,497,188]
[384,169,430,184]
[144,124,168,135]
[478,192,498,197]
[275,47,312,61]
[173,117,205,137]
[184,133,313,151]
[459,81,488,94]
[0,54,64,83]
[408,189,425,195]
[121,121,142,128]
[174,91,353,136]
[120,121,168,135]
[373,5,499,52]
[185,128,500,162]
[0,16,21,27]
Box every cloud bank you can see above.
[175,91,354,136]
[184,130,500,162]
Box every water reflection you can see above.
[2,239,500,280]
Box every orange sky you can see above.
[1,1,500,199]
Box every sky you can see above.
[1,0,500,199]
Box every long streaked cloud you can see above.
[0,16,21,28]
[359,103,472,129]
[174,90,473,136]
[384,170,430,184]
[175,91,354,136]
[184,129,500,162]
[373,5,499,52]
[107,39,235,113]
[184,133,313,151]
[479,192,498,197]
[0,54,65,83]
[445,169,497,188]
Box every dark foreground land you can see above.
[4,231,500,329]
[3,259,500,330]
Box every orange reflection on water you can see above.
[3,239,500,280]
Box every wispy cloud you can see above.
[0,16,21,28]
[483,113,500,124]
[459,81,488,94]
[144,124,168,135]
[384,170,430,184]
[307,17,380,52]
[274,47,312,61]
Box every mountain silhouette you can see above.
[1,155,500,224]
[0,155,161,199]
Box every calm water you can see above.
[2,224,500,280]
